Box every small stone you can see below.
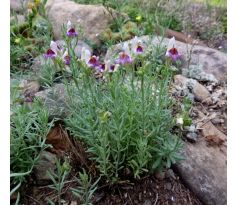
[170,196,176,202]
[165,182,172,190]
[155,171,165,180]
[165,169,176,180]
[143,199,151,205]
[186,132,198,143]
[33,151,57,185]
[187,124,197,133]
[134,200,139,204]
[211,118,224,125]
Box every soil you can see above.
[20,171,203,205]
[16,123,203,205]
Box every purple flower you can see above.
[136,45,143,53]
[64,55,71,65]
[108,64,115,73]
[88,55,100,68]
[44,41,59,59]
[97,63,106,73]
[165,47,182,61]
[66,21,78,37]
[165,37,182,62]
[132,36,144,54]
[44,48,57,59]
[62,49,71,65]
[115,52,133,65]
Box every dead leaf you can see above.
[205,135,225,146]
[46,125,70,154]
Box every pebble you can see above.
[165,169,176,180]
[186,132,198,143]
[155,171,165,180]
[165,182,172,190]
[211,118,224,125]
[143,199,152,205]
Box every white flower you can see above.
[50,41,60,53]
[167,36,176,52]
[176,117,184,126]
[122,42,131,55]
[81,47,92,64]
[131,36,144,54]
[67,20,72,31]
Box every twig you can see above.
[25,195,41,205]
[154,193,159,205]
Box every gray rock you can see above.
[165,169,176,180]
[31,55,51,75]
[34,151,57,185]
[173,75,211,102]
[174,140,227,205]
[143,200,151,205]
[45,0,124,44]
[105,36,227,82]
[10,0,28,12]
[10,15,25,25]
[35,84,69,119]
[182,64,218,83]
[186,132,198,143]
[19,80,40,96]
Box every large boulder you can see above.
[105,36,227,83]
[174,139,227,205]
[45,0,125,44]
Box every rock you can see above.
[186,132,198,143]
[105,36,227,82]
[165,182,172,190]
[165,169,176,180]
[31,55,51,75]
[19,80,40,97]
[201,121,226,146]
[174,140,226,205]
[211,118,224,125]
[10,0,28,12]
[188,79,211,102]
[35,84,69,119]
[196,110,226,145]
[182,64,218,83]
[10,15,25,25]
[45,0,124,44]
[143,200,151,205]
[173,75,211,102]
[33,151,57,185]
[155,171,165,180]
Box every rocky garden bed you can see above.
[10,0,227,204]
